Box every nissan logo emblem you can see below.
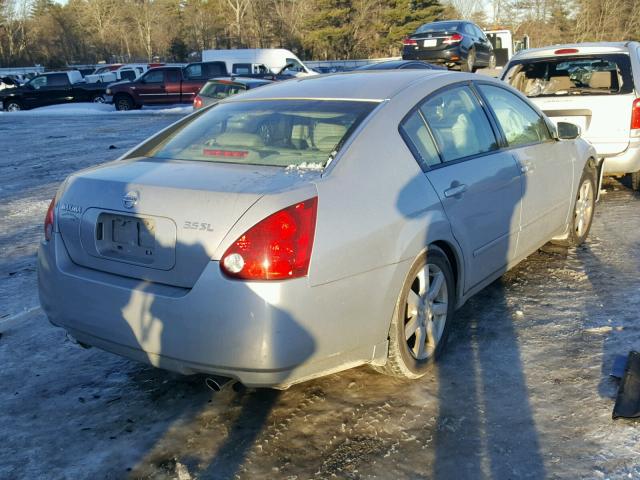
[123,191,138,209]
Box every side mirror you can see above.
[557,121,581,140]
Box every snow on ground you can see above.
[0,102,192,116]
[0,114,639,479]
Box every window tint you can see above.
[416,21,460,33]
[400,110,440,169]
[421,86,497,162]
[166,70,179,83]
[233,63,252,75]
[143,70,164,83]
[478,84,551,146]
[47,73,69,86]
[205,63,226,76]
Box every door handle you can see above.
[520,160,534,174]
[444,184,468,198]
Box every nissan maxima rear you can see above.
[39,71,596,388]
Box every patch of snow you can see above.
[286,162,325,171]
[0,103,191,116]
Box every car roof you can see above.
[513,41,638,60]
[209,76,273,85]
[358,60,418,70]
[221,70,452,102]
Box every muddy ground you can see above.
[0,112,639,479]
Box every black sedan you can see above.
[356,60,445,71]
[402,20,496,72]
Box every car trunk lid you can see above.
[57,158,318,288]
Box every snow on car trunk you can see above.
[56,158,317,288]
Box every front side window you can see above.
[142,70,164,83]
[29,76,48,89]
[184,64,202,79]
[503,54,632,97]
[149,100,378,168]
[478,84,551,147]
[285,58,305,73]
[400,110,440,170]
[420,86,498,162]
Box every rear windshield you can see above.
[149,99,377,168]
[504,54,633,97]
[199,81,247,99]
[416,22,460,34]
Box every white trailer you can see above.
[201,49,316,77]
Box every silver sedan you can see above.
[38,71,597,388]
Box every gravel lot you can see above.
[1,111,639,479]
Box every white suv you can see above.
[502,42,640,189]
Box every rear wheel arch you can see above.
[431,240,461,296]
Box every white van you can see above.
[501,42,640,189]
[201,49,316,77]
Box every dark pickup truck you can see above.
[0,71,108,111]
[106,62,228,111]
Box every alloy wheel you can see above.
[574,179,593,237]
[404,263,448,360]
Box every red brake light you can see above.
[403,38,418,46]
[631,98,640,130]
[221,197,318,280]
[443,33,463,45]
[554,48,579,55]
[44,196,56,241]
[193,95,203,109]
[203,149,248,158]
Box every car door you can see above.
[409,84,523,292]
[476,83,574,257]
[163,69,182,104]
[136,70,166,104]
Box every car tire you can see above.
[376,246,455,379]
[629,171,640,191]
[461,49,475,72]
[553,164,597,247]
[114,95,134,111]
[91,94,106,103]
[5,100,22,112]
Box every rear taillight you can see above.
[44,196,56,241]
[631,98,640,130]
[193,95,203,109]
[220,197,318,281]
[443,33,463,45]
[403,38,418,46]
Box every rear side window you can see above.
[233,63,252,75]
[148,100,378,168]
[399,111,441,169]
[47,73,69,86]
[504,54,633,97]
[205,63,226,76]
[420,86,498,162]
[478,84,551,146]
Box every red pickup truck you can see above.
[105,62,227,111]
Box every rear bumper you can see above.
[601,138,640,175]
[37,234,392,388]
[402,46,464,64]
